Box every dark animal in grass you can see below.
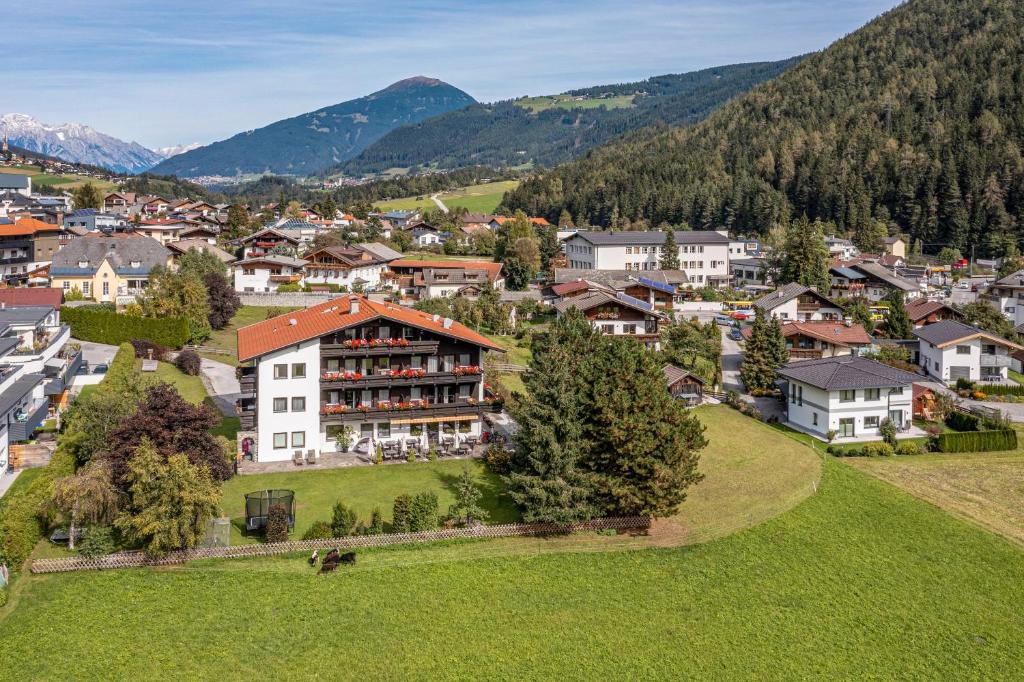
[308,549,319,566]
[318,560,338,574]
[339,551,356,564]
[323,548,339,564]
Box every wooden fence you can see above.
[30,517,650,574]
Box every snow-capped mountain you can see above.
[0,113,164,174]
[154,142,202,159]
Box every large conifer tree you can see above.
[884,289,913,339]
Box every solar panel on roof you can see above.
[637,276,676,294]
[616,291,654,312]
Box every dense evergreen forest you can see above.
[502,0,1024,258]
[337,59,800,175]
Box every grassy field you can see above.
[147,360,207,405]
[849,450,1024,546]
[221,460,516,543]
[516,94,636,113]
[5,448,1024,677]
[485,331,532,395]
[1,164,117,192]
[376,180,520,214]
[198,306,298,366]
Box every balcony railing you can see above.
[321,338,439,357]
[980,354,1012,368]
[9,399,49,442]
[319,366,482,387]
[319,398,502,422]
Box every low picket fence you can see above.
[30,516,650,574]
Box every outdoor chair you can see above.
[293,450,304,465]
[306,449,317,464]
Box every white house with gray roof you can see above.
[913,320,1023,384]
[0,173,31,197]
[562,230,731,288]
[234,254,308,292]
[754,283,844,322]
[777,356,920,441]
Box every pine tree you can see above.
[71,182,102,210]
[740,308,786,391]
[448,467,489,526]
[766,315,790,367]
[505,309,600,523]
[580,338,706,517]
[780,216,830,290]
[884,289,912,339]
[660,229,680,270]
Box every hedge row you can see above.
[62,307,189,349]
[973,383,1024,397]
[0,448,75,569]
[944,411,979,432]
[935,429,1018,453]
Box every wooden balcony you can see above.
[320,368,483,389]
[787,348,823,360]
[319,399,500,423]
[320,339,439,357]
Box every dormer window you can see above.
[77,260,88,268]
[130,260,141,268]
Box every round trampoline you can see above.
[244,489,295,532]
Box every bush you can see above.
[330,500,358,537]
[368,507,384,535]
[174,350,202,376]
[0,586,7,608]
[265,504,290,543]
[62,306,190,348]
[896,441,924,456]
[78,526,116,558]
[0,447,75,568]
[945,411,979,432]
[409,492,440,532]
[130,339,167,361]
[484,445,513,474]
[301,520,334,540]
[264,307,290,320]
[392,494,413,533]
[879,417,897,447]
[862,442,895,457]
[955,377,975,391]
[973,383,1024,397]
[936,429,1018,453]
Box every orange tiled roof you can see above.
[490,216,551,227]
[388,259,503,283]
[741,321,872,345]
[0,217,59,236]
[237,295,504,362]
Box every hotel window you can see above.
[291,397,306,412]
[625,247,632,254]
[839,390,855,403]
[273,397,287,413]
[864,388,880,401]
[291,363,306,378]
[273,433,287,449]
[291,431,305,448]
[378,422,391,439]
[274,364,288,379]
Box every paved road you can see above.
[431,194,448,213]
[720,324,744,393]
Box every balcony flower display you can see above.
[321,403,349,415]
[453,365,482,376]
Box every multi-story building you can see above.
[302,245,394,291]
[235,296,503,462]
[382,260,505,300]
[562,230,732,288]
[63,209,129,233]
[553,289,669,350]
[49,233,170,303]
[742,321,871,360]
[0,217,63,282]
[240,227,301,259]
[0,173,31,197]
[233,255,307,292]
[753,283,844,322]
[981,268,1024,327]
[829,261,920,302]
[913,320,1023,384]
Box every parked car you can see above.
[731,309,755,320]
[92,364,108,375]
[715,314,734,326]
[729,328,743,341]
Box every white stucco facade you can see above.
[917,337,1012,384]
[303,262,385,291]
[563,231,731,287]
[786,380,913,439]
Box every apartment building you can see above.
[235,296,503,463]
[753,283,844,322]
[562,230,732,287]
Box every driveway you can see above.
[720,325,743,393]
[199,357,241,416]
[75,339,119,368]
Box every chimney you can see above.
[289,318,297,326]
[442,317,454,329]
[349,295,359,314]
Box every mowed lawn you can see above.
[221,460,517,543]
[198,305,297,366]
[376,180,520,215]
[850,450,1024,546]
[5,457,1024,677]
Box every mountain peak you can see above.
[383,76,445,92]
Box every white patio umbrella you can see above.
[420,426,428,453]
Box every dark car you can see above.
[729,328,743,341]
[92,364,108,375]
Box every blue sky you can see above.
[3,1,901,148]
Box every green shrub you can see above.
[879,418,897,447]
[409,492,439,532]
[0,447,75,568]
[329,500,358,537]
[275,283,301,292]
[78,526,116,558]
[484,445,512,474]
[301,520,334,540]
[945,411,979,432]
[265,504,290,543]
[130,339,167,361]
[174,350,202,376]
[62,307,189,348]
[896,441,924,456]
[936,429,1018,453]
[974,383,1024,397]
[955,377,975,391]
[862,442,895,457]
[368,507,384,535]
[392,494,413,533]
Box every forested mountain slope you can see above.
[337,59,800,175]
[502,0,1024,258]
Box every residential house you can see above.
[553,289,668,350]
[830,262,920,301]
[166,239,236,267]
[743,321,871,360]
[824,235,858,260]
[730,257,770,287]
[562,230,731,288]
[178,224,220,244]
[136,218,197,245]
[884,236,906,258]
[407,221,444,247]
[103,192,136,214]
[63,209,129,233]
[233,255,308,292]
[302,245,390,291]
[913,320,1023,384]
[776,356,919,440]
[240,228,300,258]
[488,215,552,231]
[49,234,171,303]
[141,196,170,215]
[663,364,705,406]
[235,296,504,462]
[904,299,961,328]
[753,283,844,322]
[981,268,1024,327]
[0,217,63,282]
[550,268,685,312]
[378,210,420,229]
[728,239,762,259]
[356,242,402,263]
[0,173,31,197]
[383,260,505,300]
